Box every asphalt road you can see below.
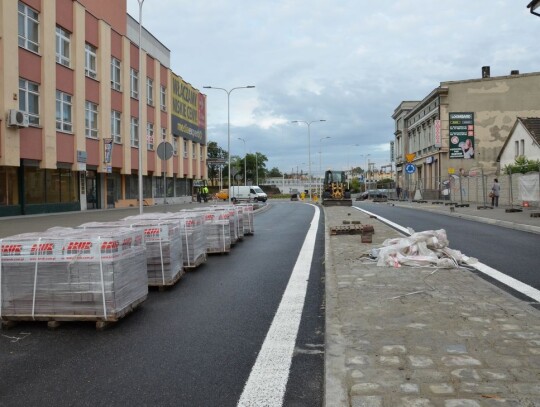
[354,201,540,291]
[0,202,324,407]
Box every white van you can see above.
[230,185,268,203]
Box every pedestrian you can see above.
[490,178,500,207]
[202,185,209,202]
[396,185,402,200]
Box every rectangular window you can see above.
[147,123,154,150]
[111,57,121,91]
[183,140,188,158]
[130,68,139,99]
[172,137,178,156]
[56,26,71,66]
[130,117,139,147]
[85,43,97,79]
[19,78,40,125]
[160,85,167,111]
[111,110,121,143]
[18,2,39,53]
[56,90,72,132]
[147,78,154,106]
[85,101,98,138]
[161,127,167,141]
[515,141,519,157]
[520,139,525,156]
[192,143,196,159]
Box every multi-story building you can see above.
[0,0,207,217]
[393,68,540,199]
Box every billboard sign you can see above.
[449,112,474,159]
[171,74,206,144]
[434,119,442,147]
[103,138,113,164]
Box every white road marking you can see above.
[237,205,320,407]
[353,205,540,303]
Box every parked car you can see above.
[356,189,388,201]
[215,189,229,201]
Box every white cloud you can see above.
[127,0,539,172]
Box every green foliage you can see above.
[267,167,282,177]
[503,156,540,174]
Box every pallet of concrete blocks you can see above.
[234,206,245,240]
[80,220,184,288]
[184,209,231,254]
[212,205,239,245]
[0,227,148,330]
[237,203,255,235]
[164,212,207,270]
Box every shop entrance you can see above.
[86,171,100,209]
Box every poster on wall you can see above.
[171,74,206,145]
[449,112,475,159]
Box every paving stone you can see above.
[378,356,401,366]
[428,383,454,394]
[351,395,382,407]
[350,383,381,395]
[381,345,407,354]
[460,382,507,394]
[410,369,449,382]
[443,400,481,407]
[398,396,434,406]
[529,348,540,355]
[509,383,540,395]
[441,355,482,367]
[478,369,510,380]
[400,383,419,394]
[451,368,481,381]
[446,344,467,354]
[351,369,365,379]
[348,355,371,366]
[408,355,434,368]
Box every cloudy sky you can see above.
[127,0,538,177]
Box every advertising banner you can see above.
[449,112,474,159]
[171,74,206,144]
[434,119,442,147]
[103,138,113,164]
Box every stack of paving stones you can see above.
[325,206,540,407]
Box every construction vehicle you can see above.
[322,170,352,206]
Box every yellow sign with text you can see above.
[448,167,455,174]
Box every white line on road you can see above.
[353,206,540,303]
[237,205,320,407]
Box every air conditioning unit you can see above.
[7,109,29,128]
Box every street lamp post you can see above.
[360,153,371,195]
[137,0,144,214]
[291,120,326,200]
[238,137,246,184]
[203,85,255,204]
[255,152,258,185]
[528,0,540,17]
[319,136,331,198]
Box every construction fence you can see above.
[393,170,540,209]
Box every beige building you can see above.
[393,69,540,199]
[0,0,207,216]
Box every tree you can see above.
[504,156,540,174]
[236,151,268,184]
[267,167,282,177]
[206,141,228,187]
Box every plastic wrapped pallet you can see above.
[0,227,147,323]
[183,208,231,254]
[237,203,255,235]
[235,206,245,241]
[164,212,207,269]
[80,220,184,287]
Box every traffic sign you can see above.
[405,153,416,163]
[405,164,416,174]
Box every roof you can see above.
[520,118,540,144]
[496,117,540,161]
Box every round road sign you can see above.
[405,163,416,174]
[157,141,174,160]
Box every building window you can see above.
[130,117,139,147]
[18,2,39,53]
[515,141,519,157]
[183,140,188,158]
[130,68,139,99]
[160,85,167,111]
[85,43,97,79]
[111,57,121,91]
[520,139,525,156]
[56,90,72,132]
[192,143,196,159]
[19,78,39,126]
[147,123,154,150]
[200,145,203,160]
[111,110,121,143]
[147,78,154,106]
[55,26,71,67]
[85,101,98,139]
[172,137,178,156]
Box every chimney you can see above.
[510,70,520,75]
[482,66,490,78]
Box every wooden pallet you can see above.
[148,269,184,289]
[531,212,540,218]
[184,253,207,270]
[1,295,147,331]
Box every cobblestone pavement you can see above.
[325,206,540,407]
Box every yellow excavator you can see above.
[322,170,352,206]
